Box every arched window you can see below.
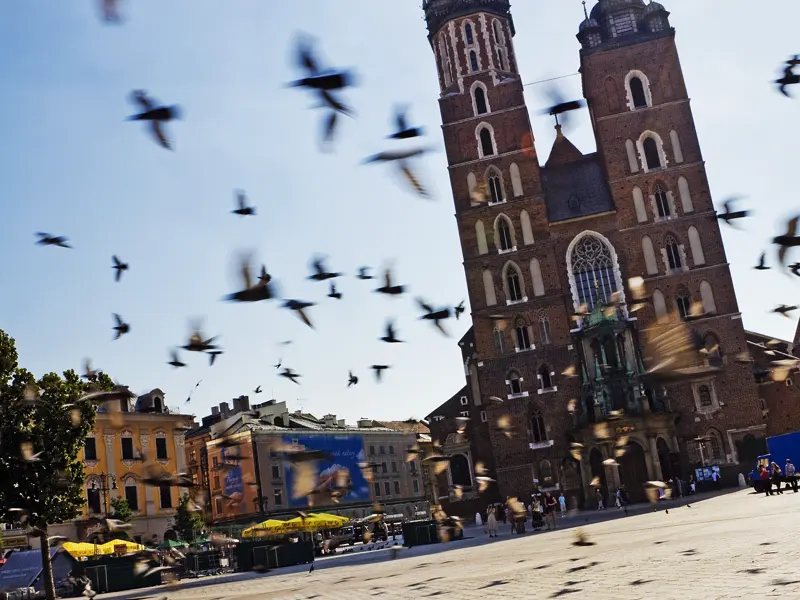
[469,50,479,72]
[509,163,523,197]
[530,410,547,443]
[678,176,693,213]
[633,186,647,223]
[539,315,552,345]
[449,454,472,487]
[538,365,553,389]
[520,209,534,245]
[492,19,503,43]
[507,370,522,395]
[504,262,525,303]
[124,477,139,512]
[625,70,652,110]
[698,387,712,407]
[482,269,497,306]
[493,327,504,352]
[653,289,668,323]
[688,226,705,266]
[467,171,477,199]
[676,293,691,321]
[653,183,672,218]
[643,137,661,170]
[515,318,531,351]
[438,35,452,87]
[625,139,639,173]
[488,171,504,204]
[86,478,102,514]
[530,258,545,296]
[495,216,514,251]
[642,235,658,275]
[475,220,488,255]
[670,130,684,163]
[477,125,496,158]
[705,429,723,461]
[665,235,682,270]
[630,77,647,108]
[464,23,474,45]
[700,280,717,314]
[472,85,489,115]
[704,334,723,367]
[569,234,620,310]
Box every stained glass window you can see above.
[571,236,619,310]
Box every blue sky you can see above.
[2,0,798,424]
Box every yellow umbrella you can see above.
[241,520,291,538]
[285,513,349,532]
[98,539,144,554]
[62,542,100,558]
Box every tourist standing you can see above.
[558,492,567,518]
[486,506,498,538]
[543,491,558,530]
[785,458,797,493]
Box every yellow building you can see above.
[50,389,195,545]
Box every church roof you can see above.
[545,124,584,168]
[541,149,615,223]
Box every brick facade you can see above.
[423,0,766,508]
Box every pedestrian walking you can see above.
[595,487,605,510]
[558,492,567,518]
[486,506,498,538]
[543,491,558,530]
[758,465,773,496]
[771,462,784,495]
[785,458,798,493]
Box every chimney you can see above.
[232,397,241,414]
[239,395,250,412]
[211,406,219,416]
[357,418,373,428]
[338,419,346,427]
[323,414,337,427]
[220,402,230,417]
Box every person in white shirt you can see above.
[785,459,797,493]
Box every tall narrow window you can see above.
[84,438,97,461]
[510,163,523,197]
[475,220,488,255]
[439,36,452,87]
[474,86,488,114]
[493,327,504,352]
[539,316,552,345]
[87,487,101,514]
[515,321,531,350]
[498,218,514,251]
[488,174,503,204]
[493,20,502,43]
[124,480,139,512]
[530,411,546,443]
[626,140,639,173]
[643,137,661,170]
[530,258,544,296]
[469,50,479,72]
[665,236,682,270]
[570,235,619,310]
[480,127,495,157]
[633,186,647,223]
[699,387,713,407]
[465,23,474,45]
[654,184,671,218]
[496,49,507,71]
[630,77,647,108]
[507,371,522,395]
[539,365,553,389]
[483,269,497,306]
[159,484,172,509]
[507,268,523,302]
[676,294,691,321]
[670,130,684,163]
[688,226,705,266]
[700,280,717,314]
[642,236,658,275]
[678,176,693,213]
[653,289,667,323]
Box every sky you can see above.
[2,0,799,426]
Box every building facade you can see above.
[50,389,194,544]
[186,399,428,528]
[422,0,765,508]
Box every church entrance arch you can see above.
[618,441,648,503]
[657,437,672,481]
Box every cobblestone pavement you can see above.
[107,489,800,600]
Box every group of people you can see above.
[758,458,798,495]
[480,492,567,538]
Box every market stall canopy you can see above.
[241,519,292,538]
[284,513,350,532]
[62,542,99,558]
[98,539,144,554]
[157,539,189,549]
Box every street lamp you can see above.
[90,473,117,517]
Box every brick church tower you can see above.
[423,0,766,509]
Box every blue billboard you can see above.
[283,435,370,507]
[221,446,245,514]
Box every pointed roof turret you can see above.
[545,124,583,168]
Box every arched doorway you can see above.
[618,441,649,503]
[657,437,672,481]
[589,448,607,507]
[449,454,472,487]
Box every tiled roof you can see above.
[542,152,615,223]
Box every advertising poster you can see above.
[282,435,370,506]
[221,445,245,513]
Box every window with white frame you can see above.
[507,371,522,396]
[569,234,620,310]
[460,396,468,406]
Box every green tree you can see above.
[0,329,114,600]
[172,493,205,542]
[110,497,133,522]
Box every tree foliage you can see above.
[0,329,115,600]
[172,493,205,541]
[110,496,133,523]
